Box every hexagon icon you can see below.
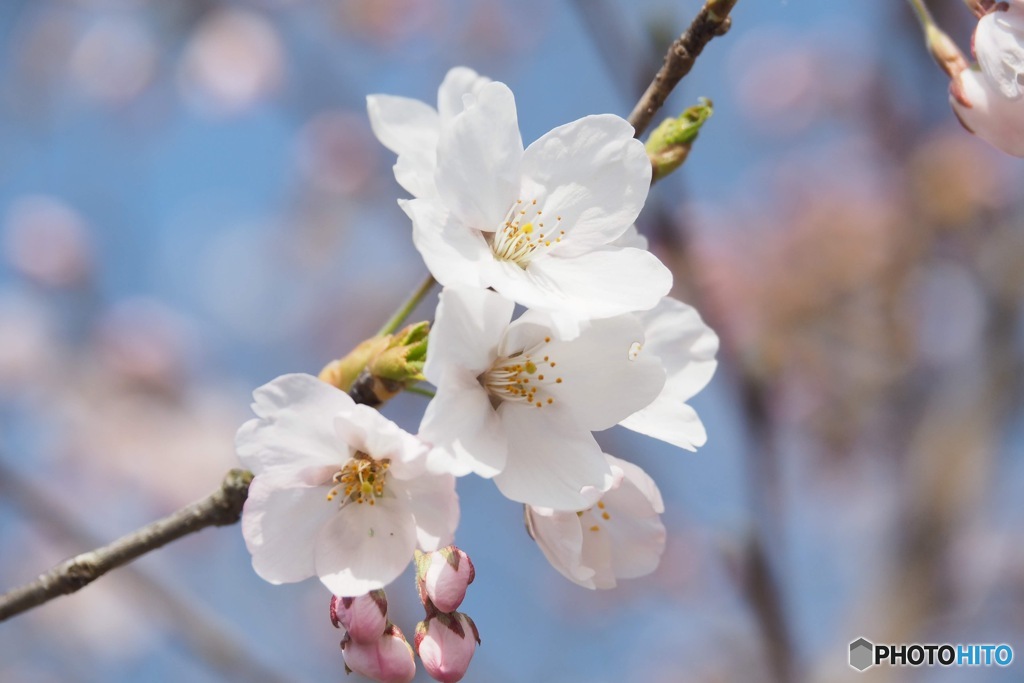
[849,637,874,671]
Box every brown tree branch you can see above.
[628,0,738,137]
[0,468,253,622]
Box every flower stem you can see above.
[906,0,969,79]
[907,0,935,31]
[377,274,437,336]
[404,385,436,399]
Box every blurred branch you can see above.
[628,0,738,137]
[855,232,1024,668]
[577,1,795,677]
[0,469,253,623]
[568,0,658,101]
[742,535,795,683]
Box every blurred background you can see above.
[0,0,1022,681]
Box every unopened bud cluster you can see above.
[332,590,416,683]
[328,546,480,683]
[414,546,481,683]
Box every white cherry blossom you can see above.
[236,373,459,596]
[367,67,490,198]
[418,287,665,510]
[620,296,719,450]
[974,3,1024,99]
[402,79,671,336]
[951,3,1024,156]
[525,454,666,590]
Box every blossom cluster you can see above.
[235,67,718,681]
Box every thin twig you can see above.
[628,0,738,138]
[0,469,253,622]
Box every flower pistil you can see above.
[480,344,563,408]
[326,452,391,507]
[488,199,565,268]
[576,500,612,533]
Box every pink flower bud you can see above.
[341,622,416,683]
[414,612,480,683]
[417,546,475,613]
[330,590,388,644]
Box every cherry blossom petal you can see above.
[618,297,717,449]
[367,94,439,157]
[315,494,418,596]
[974,7,1024,99]
[242,468,337,584]
[236,373,355,474]
[613,224,649,250]
[401,473,460,551]
[951,68,1024,156]
[419,370,507,477]
[526,455,665,589]
[435,81,523,230]
[405,198,493,289]
[343,627,416,683]
[604,504,666,580]
[520,246,672,322]
[520,114,650,255]
[437,66,491,123]
[393,154,436,199]
[543,316,666,431]
[367,94,439,196]
[334,404,427,478]
[498,310,555,357]
[605,455,664,516]
[619,397,707,450]
[424,286,516,378]
[525,507,594,586]
[637,297,718,402]
[493,403,612,509]
[577,519,616,589]
[603,455,666,579]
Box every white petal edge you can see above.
[435,81,523,230]
[242,469,337,585]
[236,373,355,475]
[520,114,651,254]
